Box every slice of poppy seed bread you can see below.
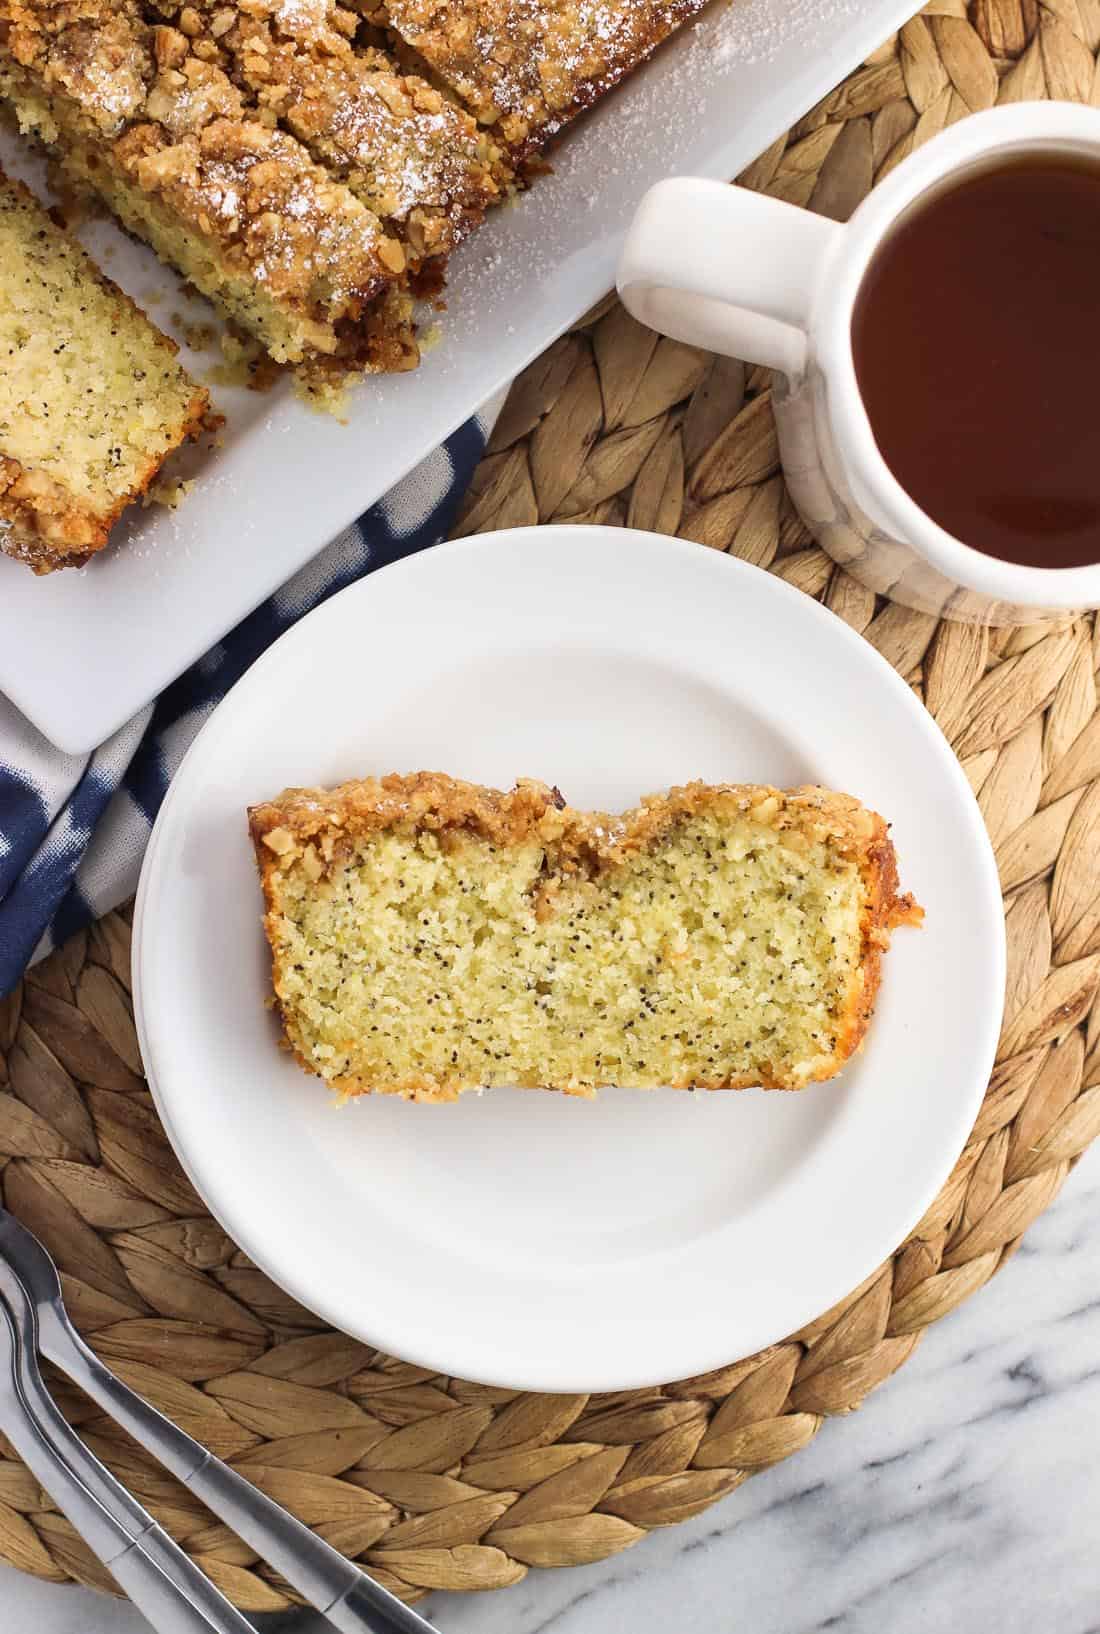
[0,166,209,572]
[249,773,921,1103]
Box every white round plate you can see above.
[134,527,1004,1392]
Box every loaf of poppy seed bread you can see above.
[0,0,717,383]
[249,773,921,1103]
[0,0,417,373]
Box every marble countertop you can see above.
[2,1148,1097,1634]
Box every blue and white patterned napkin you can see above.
[0,404,498,997]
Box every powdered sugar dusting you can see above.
[269,0,331,29]
[383,0,715,148]
[693,0,858,67]
[156,0,499,252]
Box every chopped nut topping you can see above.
[153,24,189,68]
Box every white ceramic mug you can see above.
[618,103,1100,626]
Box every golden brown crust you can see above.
[0,452,105,568]
[830,823,922,1076]
[370,0,712,157]
[250,773,922,1100]
[115,115,400,321]
[250,771,569,855]
[0,393,209,571]
[147,0,506,262]
[249,770,917,875]
[4,0,152,133]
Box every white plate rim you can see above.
[133,526,1005,1391]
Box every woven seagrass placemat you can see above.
[3,1,1100,1609]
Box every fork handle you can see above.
[41,1305,436,1634]
[0,1364,253,1634]
[186,1458,433,1634]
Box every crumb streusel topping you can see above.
[145,0,505,259]
[369,0,707,151]
[0,0,408,333]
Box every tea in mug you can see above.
[851,155,1100,570]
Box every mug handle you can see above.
[617,178,843,378]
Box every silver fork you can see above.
[0,1206,437,1634]
[0,1291,256,1634]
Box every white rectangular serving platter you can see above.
[0,0,920,755]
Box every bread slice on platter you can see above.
[0,166,209,572]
